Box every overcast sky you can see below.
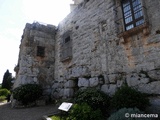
[0,0,73,83]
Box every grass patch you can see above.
[0,96,6,102]
[50,115,61,120]
[50,115,66,120]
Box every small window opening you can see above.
[61,33,72,61]
[37,46,45,57]
[65,36,70,43]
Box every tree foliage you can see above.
[2,70,13,90]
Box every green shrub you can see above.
[108,108,144,120]
[0,96,6,102]
[67,103,103,120]
[0,88,10,97]
[74,87,110,115]
[111,85,150,110]
[13,84,43,105]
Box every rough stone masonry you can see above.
[14,0,160,100]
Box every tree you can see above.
[2,70,13,90]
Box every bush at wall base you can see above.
[13,84,43,105]
[111,85,150,111]
[108,108,145,120]
[74,87,110,115]
[67,103,103,120]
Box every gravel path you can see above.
[0,102,58,120]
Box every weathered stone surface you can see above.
[101,84,117,96]
[63,88,74,98]
[59,89,65,98]
[101,84,109,94]
[108,74,118,83]
[116,80,123,88]
[51,88,62,99]
[89,77,99,87]
[64,80,75,88]
[147,34,160,44]
[103,74,109,84]
[108,84,117,96]
[126,73,150,87]
[148,70,160,80]
[13,22,56,90]
[78,78,89,87]
[137,81,160,94]
[67,66,90,79]
[52,83,59,89]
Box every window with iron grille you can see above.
[60,32,72,62]
[122,0,144,31]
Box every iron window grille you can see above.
[122,0,144,31]
[60,32,72,62]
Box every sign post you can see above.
[58,102,73,119]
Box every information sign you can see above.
[58,102,73,112]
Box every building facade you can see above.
[14,0,160,99]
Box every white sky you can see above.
[0,0,73,83]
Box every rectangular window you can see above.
[60,33,72,62]
[122,0,144,30]
[37,46,45,57]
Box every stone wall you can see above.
[52,0,160,98]
[14,0,160,99]
[14,22,56,98]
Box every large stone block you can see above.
[101,84,117,96]
[51,88,62,99]
[64,80,75,88]
[126,74,139,87]
[148,70,160,80]
[68,66,90,79]
[52,83,59,89]
[89,77,99,87]
[108,84,117,96]
[126,73,149,87]
[140,78,150,84]
[63,88,74,98]
[78,78,89,87]
[137,81,160,94]
[101,84,109,94]
[59,89,64,97]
